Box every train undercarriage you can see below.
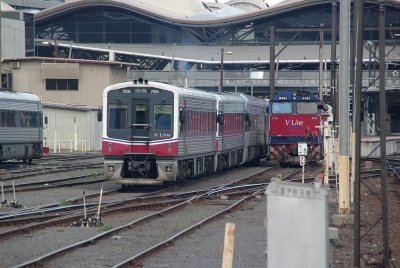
[104,146,263,186]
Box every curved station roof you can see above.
[33,0,400,70]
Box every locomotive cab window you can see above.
[154,105,172,130]
[297,102,318,114]
[271,102,292,114]
[108,104,127,129]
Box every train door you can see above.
[131,99,150,140]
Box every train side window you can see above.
[4,110,17,127]
[0,110,4,127]
[20,111,34,127]
[154,104,172,130]
[108,104,127,129]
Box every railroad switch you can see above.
[70,215,102,227]
[8,200,22,208]
[0,199,7,207]
[0,199,22,208]
[71,187,103,227]
[82,214,102,227]
[0,180,21,207]
[89,214,102,226]
[81,218,89,227]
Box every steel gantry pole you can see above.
[353,0,364,265]
[338,0,351,214]
[219,47,224,93]
[331,0,338,122]
[319,23,324,100]
[269,26,275,98]
[378,1,390,266]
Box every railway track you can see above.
[1,165,312,267]
[0,162,103,181]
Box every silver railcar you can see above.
[0,89,44,163]
[100,79,269,186]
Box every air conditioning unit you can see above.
[10,62,20,69]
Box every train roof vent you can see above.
[10,62,20,69]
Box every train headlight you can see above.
[108,165,114,172]
[166,166,172,172]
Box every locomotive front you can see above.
[268,90,327,166]
[101,79,178,185]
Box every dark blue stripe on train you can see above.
[270,90,321,102]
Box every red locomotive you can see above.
[268,90,328,166]
[99,79,268,186]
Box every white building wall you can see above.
[43,105,102,152]
[1,60,127,107]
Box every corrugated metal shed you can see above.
[43,103,102,152]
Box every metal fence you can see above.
[44,139,92,153]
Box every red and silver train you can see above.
[100,79,268,186]
[268,90,328,166]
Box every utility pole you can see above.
[218,48,232,93]
[338,0,351,214]
[269,26,275,98]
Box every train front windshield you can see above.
[271,102,318,114]
[154,105,172,130]
[108,104,127,129]
[106,87,174,141]
[271,102,292,114]
[297,102,318,114]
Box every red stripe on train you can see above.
[102,140,178,156]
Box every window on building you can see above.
[46,79,79,90]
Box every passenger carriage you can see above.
[100,79,268,186]
[0,89,44,163]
